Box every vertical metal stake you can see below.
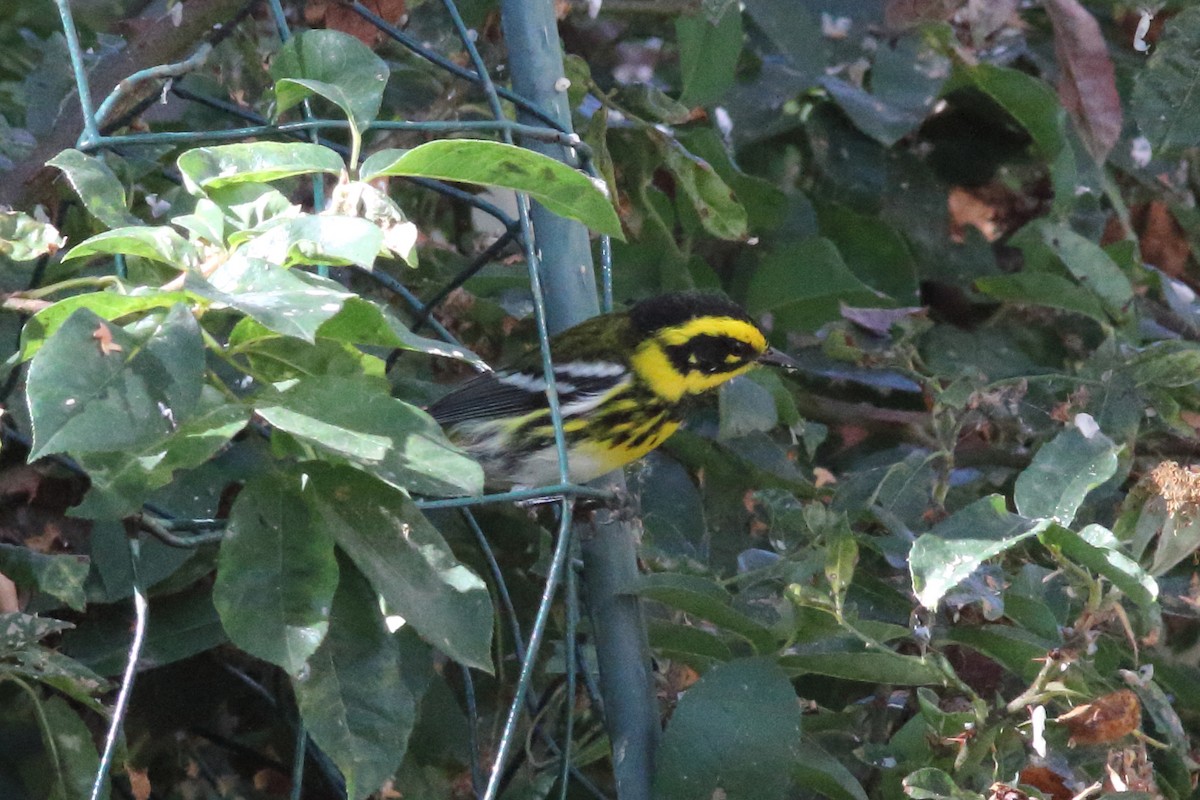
[500,3,659,799]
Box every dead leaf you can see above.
[1017,766,1072,800]
[1133,201,1191,278]
[986,783,1029,800]
[1045,0,1122,163]
[1056,689,1141,745]
[305,0,407,47]
[126,767,152,800]
[92,322,123,355]
[813,467,837,488]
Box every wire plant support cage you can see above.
[37,0,660,798]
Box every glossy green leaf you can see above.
[1131,6,1200,155]
[328,179,418,265]
[213,470,338,675]
[654,658,800,800]
[272,29,389,135]
[778,651,944,685]
[1040,524,1157,608]
[186,256,353,341]
[815,203,919,302]
[910,495,1051,610]
[294,560,421,800]
[629,573,776,653]
[177,142,345,194]
[0,545,88,611]
[1013,424,1119,524]
[74,401,250,519]
[0,210,65,261]
[46,149,141,229]
[963,63,1066,159]
[675,5,743,107]
[317,297,485,368]
[646,619,732,666]
[650,129,748,240]
[18,290,192,362]
[38,695,103,800]
[26,306,204,460]
[61,225,198,269]
[746,237,883,331]
[256,375,483,497]
[360,140,622,238]
[308,464,493,671]
[243,215,383,269]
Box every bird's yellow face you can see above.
[629,315,769,403]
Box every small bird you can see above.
[428,292,797,489]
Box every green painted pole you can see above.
[499,4,659,799]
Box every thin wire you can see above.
[559,547,579,800]
[460,662,485,798]
[483,500,574,800]
[289,722,307,800]
[90,538,149,800]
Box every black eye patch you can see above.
[665,334,756,375]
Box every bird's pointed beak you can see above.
[758,346,800,371]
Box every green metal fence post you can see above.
[500,4,660,799]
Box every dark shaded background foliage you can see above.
[2,1,1200,799]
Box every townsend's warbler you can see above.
[428,292,796,488]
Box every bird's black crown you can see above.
[629,292,755,336]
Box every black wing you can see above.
[428,363,629,426]
[426,370,547,425]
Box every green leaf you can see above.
[272,29,389,136]
[186,256,353,342]
[649,129,748,240]
[360,140,623,238]
[294,559,423,800]
[0,613,74,653]
[910,495,1052,610]
[213,470,339,675]
[74,401,251,519]
[243,215,383,269]
[746,237,883,331]
[903,767,984,800]
[942,625,1055,682]
[1131,5,1200,155]
[18,290,193,362]
[629,573,776,653]
[792,736,868,800]
[26,306,204,460]
[0,545,89,611]
[654,658,800,800]
[1038,222,1133,316]
[46,149,141,229]
[647,619,732,665]
[61,225,198,269]
[741,0,824,81]
[1013,424,1120,524]
[1129,341,1200,388]
[256,375,483,497]
[675,6,743,107]
[815,203,919,302]
[317,297,486,369]
[778,651,944,685]
[177,142,345,194]
[820,76,927,148]
[38,695,103,800]
[0,210,65,261]
[974,272,1108,321]
[962,63,1066,159]
[308,465,494,671]
[1040,524,1157,608]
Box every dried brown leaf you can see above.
[1056,689,1141,745]
[1046,0,1122,163]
